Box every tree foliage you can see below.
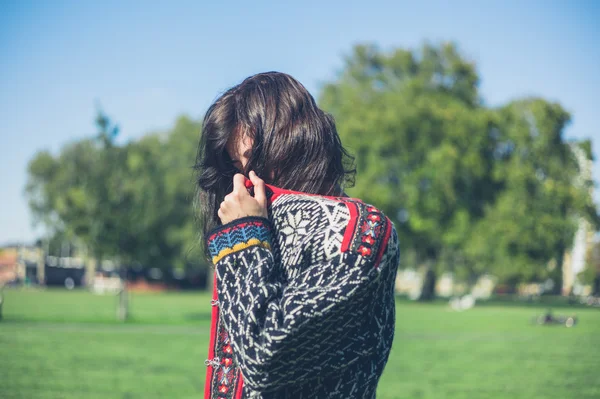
[26,113,204,271]
[319,42,597,294]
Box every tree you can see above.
[26,111,206,318]
[319,42,598,298]
[465,100,597,292]
[26,112,204,272]
[320,42,499,299]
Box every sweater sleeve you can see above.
[207,215,397,392]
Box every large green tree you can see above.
[26,112,204,273]
[465,100,598,292]
[320,42,499,298]
[319,42,597,297]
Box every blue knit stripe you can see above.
[208,218,272,261]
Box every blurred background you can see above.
[1,1,599,398]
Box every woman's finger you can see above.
[232,173,247,195]
[249,171,267,208]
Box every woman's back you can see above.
[204,184,399,398]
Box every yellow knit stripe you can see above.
[212,239,271,264]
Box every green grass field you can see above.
[1,289,599,399]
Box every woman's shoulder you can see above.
[270,190,395,263]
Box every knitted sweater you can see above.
[204,183,400,399]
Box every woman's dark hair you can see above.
[194,71,355,250]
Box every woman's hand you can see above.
[218,171,268,224]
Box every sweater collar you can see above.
[244,179,356,204]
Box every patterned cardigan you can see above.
[204,183,400,399]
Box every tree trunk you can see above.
[117,264,129,322]
[85,252,97,289]
[37,246,46,286]
[552,244,565,296]
[418,262,437,301]
[554,202,568,295]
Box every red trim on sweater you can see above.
[374,216,393,269]
[234,370,244,398]
[244,179,363,204]
[340,201,359,252]
[204,271,219,399]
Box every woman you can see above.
[196,72,399,398]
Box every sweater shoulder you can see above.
[270,193,393,264]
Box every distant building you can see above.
[0,245,44,285]
[0,248,19,285]
[562,143,595,295]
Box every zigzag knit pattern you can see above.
[204,191,400,399]
[208,218,273,263]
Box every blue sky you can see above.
[1,0,599,245]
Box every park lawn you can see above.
[0,289,599,399]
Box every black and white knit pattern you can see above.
[206,192,400,398]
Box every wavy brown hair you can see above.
[194,71,355,248]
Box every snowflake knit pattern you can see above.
[204,184,400,399]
